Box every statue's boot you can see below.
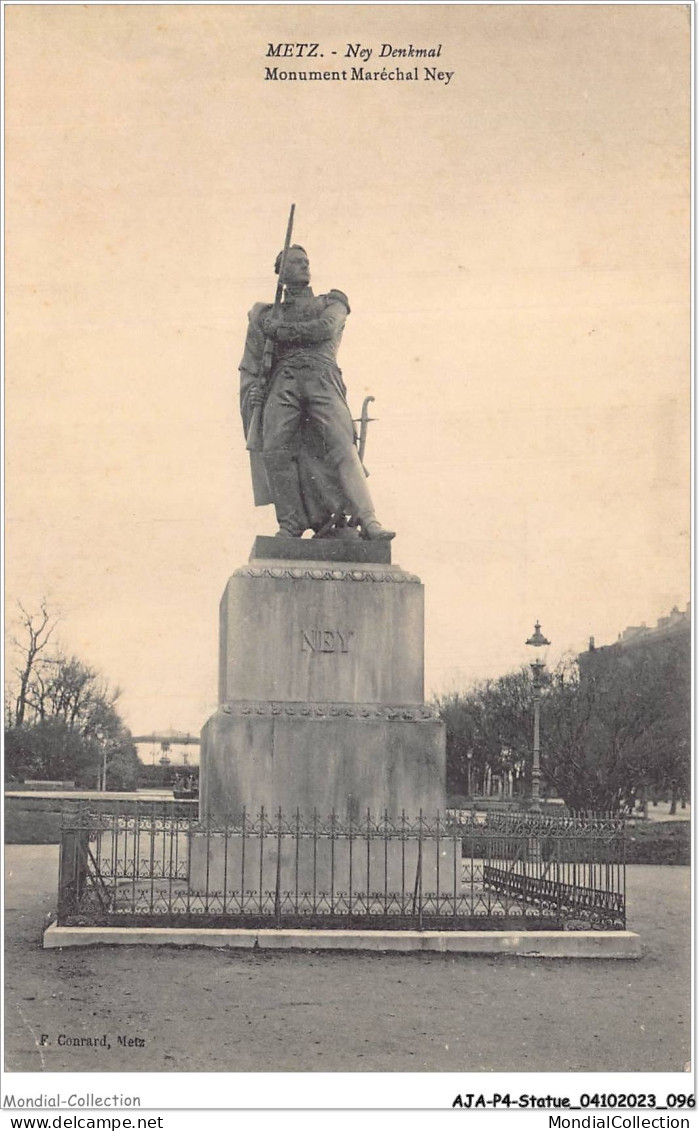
[333,450,396,541]
[263,451,308,537]
[362,518,396,542]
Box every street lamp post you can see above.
[97,744,109,791]
[466,749,473,799]
[525,621,550,812]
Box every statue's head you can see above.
[275,245,310,287]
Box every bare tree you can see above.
[11,600,59,727]
[6,600,139,789]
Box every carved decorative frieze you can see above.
[220,700,441,722]
[232,565,421,584]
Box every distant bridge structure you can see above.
[132,731,201,766]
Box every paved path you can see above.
[636,801,690,823]
[4,846,690,1073]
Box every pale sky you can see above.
[5,3,690,741]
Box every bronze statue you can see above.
[239,237,395,541]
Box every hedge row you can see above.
[456,820,689,865]
[624,820,690,865]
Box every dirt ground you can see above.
[3,845,691,1073]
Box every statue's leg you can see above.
[306,374,395,541]
[262,380,309,536]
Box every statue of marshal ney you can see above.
[238,245,395,541]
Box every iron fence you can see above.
[57,802,626,931]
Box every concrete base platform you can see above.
[43,923,642,958]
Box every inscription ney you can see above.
[300,628,354,654]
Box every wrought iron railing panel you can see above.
[57,802,626,931]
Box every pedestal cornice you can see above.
[233,561,421,584]
[219,700,441,721]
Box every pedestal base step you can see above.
[43,923,642,958]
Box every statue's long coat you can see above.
[238,298,353,528]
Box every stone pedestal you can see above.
[218,558,425,705]
[196,538,445,897]
[200,702,445,823]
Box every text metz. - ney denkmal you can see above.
[266,42,444,61]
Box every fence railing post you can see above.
[275,807,283,927]
[365,808,371,910]
[312,808,318,918]
[294,807,300,915]
[348,810,354,925]
[330,809,336,917]
[416,809,424,930]
[258,805,266,916]
[222,820,229,916]
[241,806,247,912]
[149,802,157,913]
[452,815,458,922]
[383,809,389,915]
[58,803,84,924]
